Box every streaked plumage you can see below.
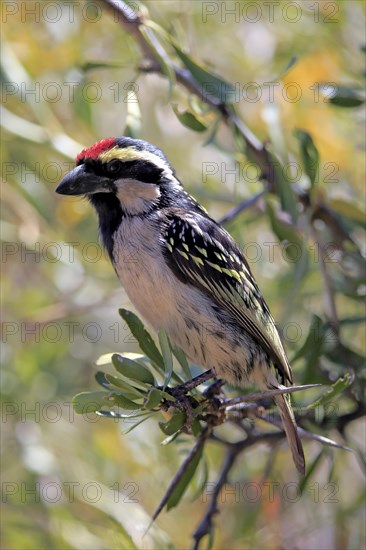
[56,137,305,474]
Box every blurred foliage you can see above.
[1,1,365,549]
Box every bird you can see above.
[56,136,305,474]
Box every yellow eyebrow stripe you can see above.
[99,146,172,175]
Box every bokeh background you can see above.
[1,1,365,549]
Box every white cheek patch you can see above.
[116,178,161,215]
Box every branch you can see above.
[192,431,286,550]
[218,190,265,225]
[150,426,211,525]
[99,0,278,189]
[260,414,353,452]
[224,383,322,409]
[172,369,215,394]
[192,445,238,550]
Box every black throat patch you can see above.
[88,193,123,261]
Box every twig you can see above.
[260,414,352,452]
[150,426,211,525]
[192,431,286,550]
[99,0,280,191]
[224,383,322,408]
[192,446,239,550]
[173,369,215,394]
[102,0,156,62]
[218,190,265,225]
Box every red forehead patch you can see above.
[75,138,116,164]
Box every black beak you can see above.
[56,164,111,196]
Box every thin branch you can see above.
[192,431,286,550]
[172,369,215,394]
[150,426,211,525]
[192,446,238,550]
[224,383,322,408]
[102,0,156,61]
[260,414,353,452]
[218,190,265,225]
[99,0,278,190]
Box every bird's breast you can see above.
[111,217,267,387]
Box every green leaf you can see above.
[124,84,141,139]
[72,390,141,413]
[144,387,164,409]
[203,116,222,146]
[327,86,364,108]
[328,198,366,225]
[95,370,111,389]
[122,414,153,434]
[160,432,182,446]
[172,44,237,104]
[299,450,325,492]
[339,316,366,326]
[291,315,334,383]
[158,329,173,388]
[72,391,111,414]
[294,129,320,187]
[159,411,185,435]
[96,353,114,366]
[267,152,298,221]
[266,56,298,84]
[79,61,128,72]
[266,197,306,264]
[282,55,298,75]
[190,454,209,501]
[104,373,145,399]
[191,418,203,436]
[307,373,354,410]
[172,106,207,132]
[172,345,191,380]
[166,446,203,510]
[111,393,144,410]
[139,24,176,97]
[119,309,165,370]
[112,353,155,385]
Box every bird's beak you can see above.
[56,164,111,196]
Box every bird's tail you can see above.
[274,392,305,475]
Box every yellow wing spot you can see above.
[177,249,189,260]
[222,267,241,282]
[231,269,242,282]
[190,254,204,266]
[182,243,189,252]
[206,260,223,272]
[195,246,207,258]
[166,243,173,253]
[214,251,223,261]
[170,237,174,246]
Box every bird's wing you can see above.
[162,210,293,385]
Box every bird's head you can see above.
[56,136,181,216]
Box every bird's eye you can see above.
[106,159,123,176]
